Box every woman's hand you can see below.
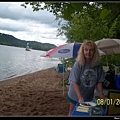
[99,93,106,100]
[73,82,84,103]
[78,97,84,103]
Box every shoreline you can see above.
[0,67,70,116]
[0,66,59,83]
[0,67,55,83]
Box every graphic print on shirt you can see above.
[81,69,97,87]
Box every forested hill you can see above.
[0,33,56,51]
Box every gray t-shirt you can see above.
[68,61,105,102]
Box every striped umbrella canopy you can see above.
[42,42,82,58]
[42,42,105,58]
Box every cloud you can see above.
[0,2,67,46]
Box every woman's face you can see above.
[83,43,95,60]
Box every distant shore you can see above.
[0,67,70,116]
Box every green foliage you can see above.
[54,3,119,42]
[60,58,76,69]
[21,2,120,68]
[100,54,120,70]
[108,18,118,38]
[100,9,110,20]
[21,2,120,41]
[59,80,69,86]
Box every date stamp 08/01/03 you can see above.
[96,98,120,106]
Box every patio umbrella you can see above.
[42,42,82,95]
[95,38,120,55]
[42,42,105,95]
[95,38,120,68]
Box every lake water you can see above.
[0,45,61,81]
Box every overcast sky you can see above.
[0,2,67,46]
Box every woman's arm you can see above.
[96,82,106,99]
[73,82,84,103]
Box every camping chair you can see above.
[54,63,68,83]
[103,69,116,89]
[106,90,120,116]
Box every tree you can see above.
[21,2,120,66]
[21,2,120,40]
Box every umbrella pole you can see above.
[106,55,109,70]
[63,62,64,96]
[63,71,64,96]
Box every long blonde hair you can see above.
[76,40,100,67]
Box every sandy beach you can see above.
[0,67,70,116]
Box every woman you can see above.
[67,40,106,116]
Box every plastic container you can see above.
[115,65,119,75]
[116,74,120,90]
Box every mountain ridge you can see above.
[0,33,56,51]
